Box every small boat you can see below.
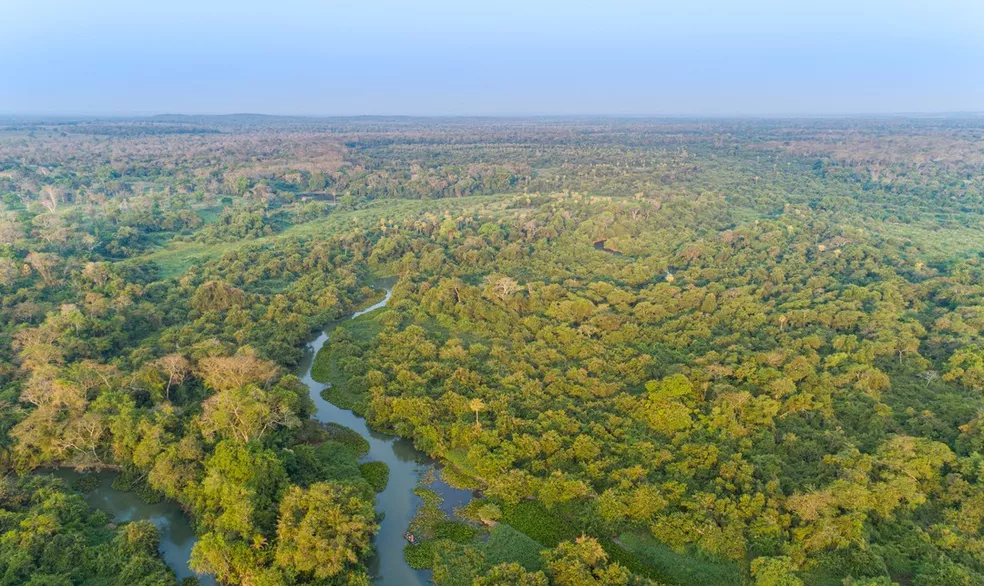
[404,532,417,545]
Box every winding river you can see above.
[57,277,470,585]
[299,276,474,586]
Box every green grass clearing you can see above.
[138,194,525,279]
[484,524,547,572]
[618,532,746,586]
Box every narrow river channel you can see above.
[56,276,470,586]
[298,276,474,586]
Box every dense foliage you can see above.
[2,115,984,585]
[0,475,175,585]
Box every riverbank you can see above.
[297,276,474,586]
[51,469,216,586]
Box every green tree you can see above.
[275,482,377,578]
[544,536,630,586]
[475,563,549,586]
[193,440,288,540]
[750,556,803,586]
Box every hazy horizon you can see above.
[4,111,984,119]
[4,0,984,116]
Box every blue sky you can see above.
[3,0,983,115]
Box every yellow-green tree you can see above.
[275,482,377,579]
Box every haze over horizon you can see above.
[4,0,984,116]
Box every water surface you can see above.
[55,276,468,586]
[298,276,474,586]
[52,469,215,585]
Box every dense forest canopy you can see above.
[1,115,984,585]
